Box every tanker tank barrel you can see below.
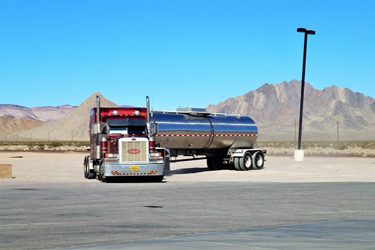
[151,111,258,150]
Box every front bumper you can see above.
[103,162,164,177]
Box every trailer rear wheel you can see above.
[234,152,252,171]
[240,152,253,171]
[252,151,265,170]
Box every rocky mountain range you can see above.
[0,116,45,138]
[0,105,75,139]
[1,81,374,141]
[207,80,375,140]
[9,93,117,141]
[0,104,75,121]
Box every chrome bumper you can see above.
[103,161,164,177]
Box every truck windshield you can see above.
[109,126,146,135]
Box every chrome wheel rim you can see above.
[244,155,251,168]
[256,155,263,167]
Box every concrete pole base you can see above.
[294,150,305,161]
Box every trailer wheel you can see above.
[252,151,265,170]
[239,152,253,171]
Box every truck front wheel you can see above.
[84,156,95,179]
[98,162,107,182]
[152,176,164,182]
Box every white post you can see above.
[294,149,304,161]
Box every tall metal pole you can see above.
[297,28,315,150]
[297,32,308,150]
[294,119,297,143]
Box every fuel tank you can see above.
[151,111,258,150]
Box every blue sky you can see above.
[0,0,374,110]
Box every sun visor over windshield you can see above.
[107,119,146,127]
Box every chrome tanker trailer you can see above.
[151,108,266,171]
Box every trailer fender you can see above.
[231,149,267,158]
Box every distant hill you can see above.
[0,116,45,139]
[0,104,75,138]
[207,80,375,141]
[12,93,117,141]
[2,82,374,142]
[0,104,75,121]
[29,105,76,121]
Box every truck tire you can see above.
[234,157,242,171]
[239,152,253,171]
[84,156,95,179]
[164,156,171,176]
[234,152,252,171]
[153,176,164,182]
[252,151,264,170]
[83,156,88,178]
[98,162,107,182]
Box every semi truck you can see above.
[83,96,266,182]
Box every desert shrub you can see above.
[335,144,348,150]
[50,141,63,147]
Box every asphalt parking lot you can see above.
[1,152,375,249]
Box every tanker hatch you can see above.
[176,107,206,112]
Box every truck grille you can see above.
[120,140,148,162]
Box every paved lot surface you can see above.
[81,220,375,250]
[1,152,375,249]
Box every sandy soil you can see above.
[1,152,374,183]
[1,145,375,157]
[263,147,375,157]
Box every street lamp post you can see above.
[295,28,315,161]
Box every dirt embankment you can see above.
[0,142,89,152]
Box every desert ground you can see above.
[0,152,374,183]
[1,152,375,249]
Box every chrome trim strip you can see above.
[156,121,256,126]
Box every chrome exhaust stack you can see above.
[96,95,101,160]
[146,96,150,129]
[146,96,155,152]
